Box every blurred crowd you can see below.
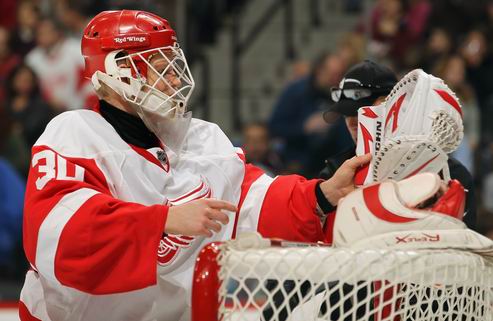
[252,0,493,235]
[1,0,493,289]
[0,0,106,283]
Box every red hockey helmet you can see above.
[82,10,177,79]
[82,10,195,154]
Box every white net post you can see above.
[192,235,493,321]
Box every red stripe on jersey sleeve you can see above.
[23,146,112,268]
[19,301,42,321]
[24,145,168,294]
[257,176,324,242]
[55,194,167,294]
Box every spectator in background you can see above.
[359,0,403,63]
[399,0,432,64]
[359,0,431,68]
[5,64,56,147]
[0,27,21,102]
[287,59,310,83]
[459,29,493,140]
[25,17,96,112]
[477,141,493,200]
[0,104,31,177]
[0,0,17,30]
[428,1,486,38]
[299,33,369,175]
[55,0,101,39]
[337,32,366,67]
[419,28,453,73]
[268,52,347,175]
[0,157,25,279]
[321,60,397,179]
[434,55,480,174]
[486,2,493,38]
[483,171,493,216]
[242,122,284,176]
[11,1,40,57]
[479,131,493,231]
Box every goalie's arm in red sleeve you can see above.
[235,162,324,242]
[23,145,168,295]
[259,171,326,242]
[236,153,371,243]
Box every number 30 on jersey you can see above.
[32,149,85,190]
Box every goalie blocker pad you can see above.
[333,173,493,255]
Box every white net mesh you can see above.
[194,237,493,321]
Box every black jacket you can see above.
[320,148,477,230]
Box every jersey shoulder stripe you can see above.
[35,110,130,158]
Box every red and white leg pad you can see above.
[333,173,493,253]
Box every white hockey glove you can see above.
[354,69,464,186]
[333,173,493,253]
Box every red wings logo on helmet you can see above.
[82,10,178,78]
[104,34,151,49]
[114,35,149,44]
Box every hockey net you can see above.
[192,233,493,321]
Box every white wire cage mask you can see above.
[91,45,195,154]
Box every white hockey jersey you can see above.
[19,109,326,321]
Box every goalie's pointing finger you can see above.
[205,207,230,225]
[204,219,222,233]
[205,199,238,212]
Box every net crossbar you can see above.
[192,236,493,321]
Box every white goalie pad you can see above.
[347,229,493,254]
[333,172,493,254]
[355,69,464,185]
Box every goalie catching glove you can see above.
[333,173,493,253]
[354,69,464,185]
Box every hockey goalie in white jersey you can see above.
[19,9,372,321]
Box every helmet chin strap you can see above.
[92,70,192,155]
